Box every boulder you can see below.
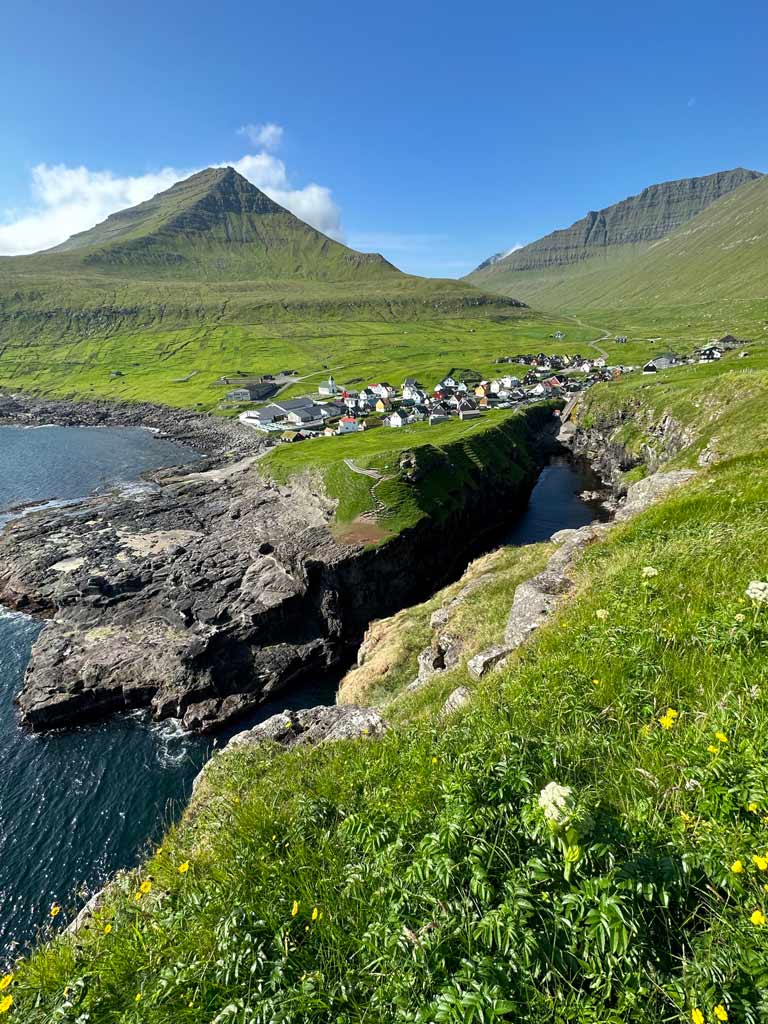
[440,686,471,717]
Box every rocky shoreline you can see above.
[0,393,269,460]
[0,404,556,734]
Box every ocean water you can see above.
[0,427,606,960]
[0,426,208,958]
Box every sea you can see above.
[0,425,606,958]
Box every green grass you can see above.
[0,314,604,409]
[10,411,768,1022]
[467,174,768,317]
[262,407,552,539]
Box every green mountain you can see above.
[0,167,527,407]
[41,167,398,281]
[0,166,524,339]
[466,167,764,310]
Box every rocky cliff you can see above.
[0,409,555,733]
[470,168,762,278]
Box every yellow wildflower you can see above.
[0,995,12,1014]
[659,711,676,730]
[750,909,766,926]
[707,745,719,754]
[0,977,11,993]
[140,880,152,894]
[752,855,768,871]
[135,992,142,1002]
[291,900,299,917]
[312,906,319,921]
[432,756,438,764]
[103,923,113,935]
[714,1006,728,1022]
[715,731,728,744]
[748,802,758,813]
[178,861,190,875]
[731,859,744,873]
[50,903,61,918]
[691,1010,704,1024]
[592,678,600,686]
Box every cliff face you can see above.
[470,168,762,277]
[0,409,555,734]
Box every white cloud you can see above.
[237,122,283,150]
[0,164,182,255]
[0,131,343,255]
[226,153,342,239]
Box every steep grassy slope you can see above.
[262,406,551,542]
[466,170,768,322]
[8,344,768,1023]
[468,168,760,281]
[13,168,399,282]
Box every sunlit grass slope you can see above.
[262,406,551,540]
[468,175,768,317]
[0,314,600,409]
[8,342,768,1023]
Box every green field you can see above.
[0,314,604,409]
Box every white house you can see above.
[337,416,360,434]
[387,410,406,428]
[318,375,337,397]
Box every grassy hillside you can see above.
[261,406,552,542]
[0,312,602,409]
[466,173,768,332]
[0,167,534,406]
[7,341,768,1023]
[13,168,399,282]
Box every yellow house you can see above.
[375,398,391,413]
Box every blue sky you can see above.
[1,0,767,276]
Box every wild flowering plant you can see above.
[745,580,768,605]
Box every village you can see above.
[226,333,747,444]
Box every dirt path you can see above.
[572,317,611,359]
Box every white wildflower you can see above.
[745,580,768,605]
[538,782,575,826]
[641,566,659,578]
[595,608,609,621]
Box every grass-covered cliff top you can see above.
[260,406,552,543]
[578,338,768,472]
[6,341,768,1022]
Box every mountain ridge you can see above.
[468,167,763,280]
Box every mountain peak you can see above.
[43,166,400,283]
